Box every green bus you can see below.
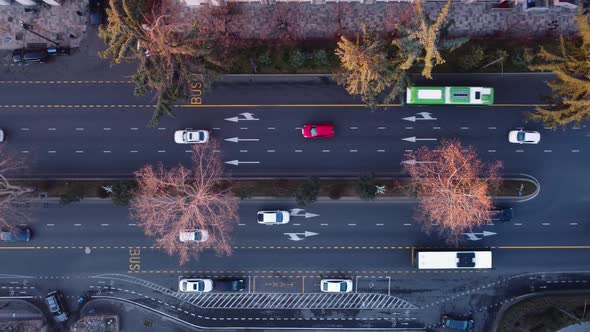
[406,86,494,105]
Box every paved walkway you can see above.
[0,0,87,50]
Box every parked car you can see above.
[508,129,540,144]
[0,228,31,242]
[0,129,4,142]
[214,278,245,292]
[320,279,353,293]
[257,210,290,225]
[45,291,69,323]
[174,129,210,144]
[178,278,213,293]
[441,315,474,331]
[12,48,49,63]
[302,124,335,139]
[490,207,513,222]
[179,229,209,243]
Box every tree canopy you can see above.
[529,9,590,128]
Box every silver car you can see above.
[174,129,210,144]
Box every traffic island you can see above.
[11,174,539,205]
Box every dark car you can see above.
[490,208,513,222]
[214,278,245,292]
[441,315,474,331]
[45,291,69,323]
[0,228,31,242]
[12,49,48,63]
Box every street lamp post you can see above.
[19,20,59,46]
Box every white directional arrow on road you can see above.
[402,112,438,122]
[224,160,260,166]
[401,159,437,165]
[402,136,438,143]
[290,208,320,219]
[284,231,319,241]
[225,112,259,122]
[224,137,260,143]
[464,231,497,241]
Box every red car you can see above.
[302,124,335,139]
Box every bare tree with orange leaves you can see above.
[0,147,33,230]
[404,140,502,243]
[130,140,239,264]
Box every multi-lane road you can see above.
[1,73,589,330]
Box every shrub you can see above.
[288,49,306,69]
[235,186,254,200]
[522,47,535,65]
[460,46,484,71]
[111,181,135,206]
[257,50,272,67]
[328,183,344,200]
[440,37,470,52]
[294,177,320,206]
[59,183,86,205]
[311,49,329,67]
[355,173,378,200]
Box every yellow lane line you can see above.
[0,247,36,250]
[494,245,590,249]
[0,104,550,108]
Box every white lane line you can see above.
[347,224,357,226]
[544,126,552,130]
[572,126,581,130]
[295,150,303,153]
[405,127,414,130]
[48,150,56,154]
[322,150,330,152]
[377,149,385,152]
[405,149,413,152]
[570,222,579,226]
[572,149,580,153]
[128,223,136,226]
[267,127,276,130]
[488,127,497,130]
[74,224,82,227]
[240,150,248,153]
[238,224,246,226]
[130,150,138,153]
[157,127,166,131]
[543,150,552,153]
[103,128,111,131]
[376,224,384,226]
[488,150,496,153]
[295,127,302,130]
[267,150,275,153]
[403,223,412,226]
[157,150,166,153]
[377,126,387,130]
[349,149,358,152]
[515,149,524,153]
[461,149,468,153]
[75,150,84,153]
[349,126,358,130]
[293,223,301,226]
[320,223,328,226]
[460,127,469,130]
[514,223,523,226]
[433,127,441,130]
[100,224,109,227]
[212,127,221,130]
[20,128,29,131]
[48,128,56,131]
[103,150,111,153]
[184,150,192,153]
[240,127,248,130]
[75,128,84,131]
[541,222,551,226]
[213,149,221,153]
[46,224,55,227]
[20,151,29,154]
[130,127,139,131]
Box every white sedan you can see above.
[0,129,4,142]
[508,130,540,144]
[174,129,210,144]
[179,229,209,243]
[257,210,290,225]
[320,279,353,293]
[178,278,213,293]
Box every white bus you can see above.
[412,248,493,269]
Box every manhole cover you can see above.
[8,17,13,22]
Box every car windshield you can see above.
[276,212,283,223]
[517,132,525,141]
[475,91,481,100]
[193,231,202,241]
[198,132,205,141]
[257,213,264,222]
[322,283,328,291]
[196,281,204,291]
[310,126,317,137]
[340,282,347,292]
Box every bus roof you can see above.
[417,89,443,100]
[417,251,492,269]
